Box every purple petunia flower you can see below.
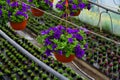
[8,11,12,17]
[45,49,51,56]
[75,45,85,58]
[10,1,19,7]
[79,3,86,9]
[44,0,49,4]
[44,0,53,7]
[16,10,28,18]
[72,4,77,9]
[73,34,83,41]
[27,0,33,2]
[61,13,69,18]
[48,2,53,7]
[57,50,63,55]
[87,4,91,10]
[0,10,2,17]
[54,32,61,39]
[84,43,88,49]
[6,0,10,4]
[68,38,73,43]
[56,4,64,10]
[22,2,28,12]
[41,30,50,35]
[57,25,65,30]
[52,44,57,50]
[44,38,52,45]
[80,27,89,33]
[67,28,79,34]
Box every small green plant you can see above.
[0,72,3,78]
[33,76,39,80]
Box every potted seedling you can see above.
[4,69,11,76]
[66,67,71,73]
[50,64,54,68]
[23,65,28,72]
[0,72,3,78]
[113,66,118,72]
[70,70,76,77]
[20,75,27,80]
[30,72,35,79]
[39,70,43,77]
[0,1,9,25]
[27,70,32,75]
[76,75,83,80]
[34,67,39,73]
[33,76,39,80]
[57,69,63,74]
[42,73,47,79]
[43,60,49,65]
[90,59,94,65]
[18,71,23,77]
[11,74,16,80]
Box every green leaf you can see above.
[47,45,52,50]
[65,52,70,57]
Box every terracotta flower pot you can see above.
[10,0,16,2]
[10,19,27,30]
[51,0,54,3]
[72,10,81,16]
[31,8,44,16]
[54,52,75,63]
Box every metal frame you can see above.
[88,0,120,15]
[88,0,120,33]
[97,10,113,33]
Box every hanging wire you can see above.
[97,10,113,33]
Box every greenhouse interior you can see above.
[0,0,120,80]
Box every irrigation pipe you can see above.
[0,30,68,80]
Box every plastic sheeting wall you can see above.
[53,0,120,36]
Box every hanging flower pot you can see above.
[72,9,81,16]
[10,19,27,30]
[54,52,75,63]
[10,0,16,2]
[56,0,91,17]
[51,0,54,3]
[37,25,88,63]
[7,1,29,30]
[31,8,44,16]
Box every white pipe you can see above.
[0,30,68,80]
